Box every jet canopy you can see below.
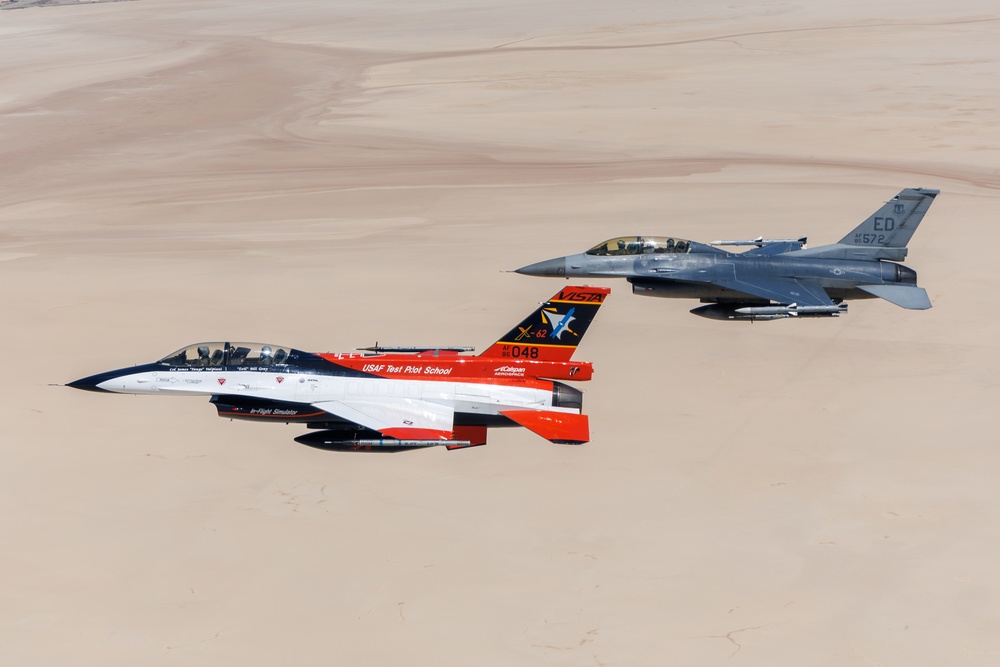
[586,236,693,256]
[157,342,292,367]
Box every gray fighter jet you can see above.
[516,188,938,321]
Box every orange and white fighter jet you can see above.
[68,287,610,451]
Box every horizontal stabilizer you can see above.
[857,284,932,310]
[501,409,589,444]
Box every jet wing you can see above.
[714,276,834,307]
[312,398,455,441]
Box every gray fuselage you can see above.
[527,247,915,304]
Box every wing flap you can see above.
[501,409,589,444]
[312,398,455,441]
[453,425,488,447]
[857,284,932,310]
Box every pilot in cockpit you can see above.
[260,346,273,365]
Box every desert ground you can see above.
[2,1,999,664]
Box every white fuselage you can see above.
[93,368,572,418]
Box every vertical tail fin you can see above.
[480,286,610,361]
[838,187,939,250]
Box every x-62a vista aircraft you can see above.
[517,188,937,321]
[68,287,609,451]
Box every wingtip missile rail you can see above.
[356,346,476,354]
[711,236,808,248]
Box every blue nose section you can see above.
[67,370,121,393]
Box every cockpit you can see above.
[585,236,693,256]
[157,342,292,368]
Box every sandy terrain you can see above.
[2,1,999,664]
[0,1,137,12]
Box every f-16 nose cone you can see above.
[67,372,115,393]
[515,257,567,277]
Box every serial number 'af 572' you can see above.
[516,187,938,322]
